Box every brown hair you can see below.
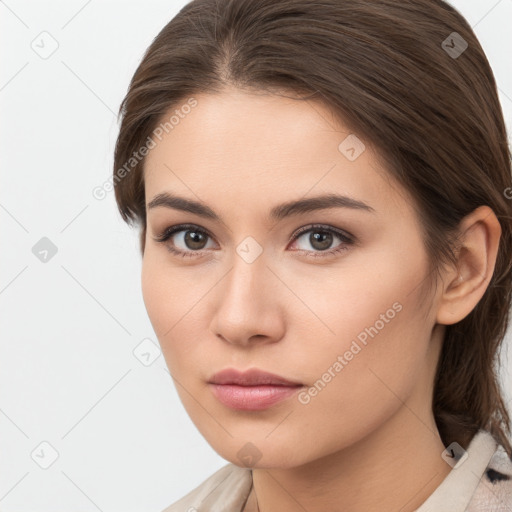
[113,0,512,457]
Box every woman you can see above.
[112,0,512,510]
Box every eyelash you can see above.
[152,223,355,259]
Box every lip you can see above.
[208,367,303,386]
[207,368,304,411]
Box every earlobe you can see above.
[435,205,501,326]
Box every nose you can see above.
[209,251,286,347]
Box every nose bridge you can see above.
[222,244,269,312]
[211,241,284,344]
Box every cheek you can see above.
[141,253,169,336]
[141,251,186,346]
[287,241,428,350]
[141,250,210,375]
[292,242,432,400]
[287,287,431,460]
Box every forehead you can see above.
[143,89,413,220]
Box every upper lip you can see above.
[208,368,303,387]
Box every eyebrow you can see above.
[147,192,376,221]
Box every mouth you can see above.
[207,367,304,410]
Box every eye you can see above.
[152,223,216,258]
[288,224,354,258]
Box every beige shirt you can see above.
[162,429,512,511]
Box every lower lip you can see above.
[208,383,302,410]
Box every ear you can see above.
[436,205,501,326]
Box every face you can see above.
[141,87,442,469]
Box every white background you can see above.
[1,0,511,510]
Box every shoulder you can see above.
[161,462,253,512]
[466,442,512,511]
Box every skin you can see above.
[141,86,501,512]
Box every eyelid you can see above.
[153,223,214,241]
[288,223,354,245]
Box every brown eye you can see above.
[153,224,216,257]
[289,224,355,258]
